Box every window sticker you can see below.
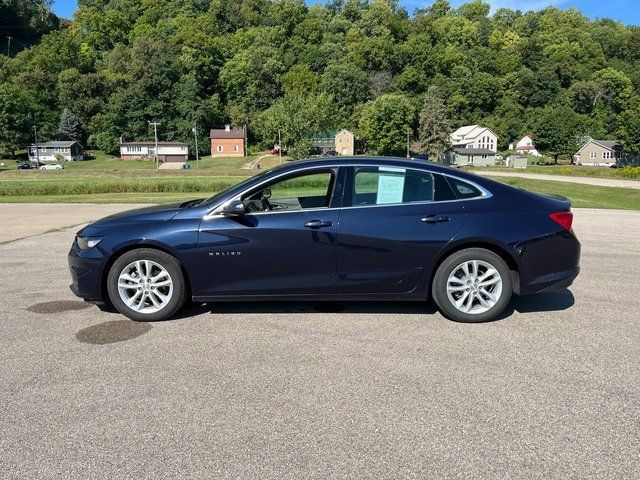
[376,168,405,204]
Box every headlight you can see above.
[77,236,104,249]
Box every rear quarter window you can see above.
[447,177,485,199]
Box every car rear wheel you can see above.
[432,248,512,323]
[107,248,187,322]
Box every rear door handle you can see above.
[421,215,450,224]
[304,220,333,229]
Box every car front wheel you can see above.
[107,248,187,322]
[432,248,512,323]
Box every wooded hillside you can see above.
[1,0,639,158]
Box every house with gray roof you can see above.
[28,141,83,163]
[574,139,621,166]
[444,147,497,167]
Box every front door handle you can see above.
[304,220,333,229]
[421,215,450,224]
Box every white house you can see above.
[510,134,541,156]
[450,125,498,153]
[120,141,189,162]
[28,141,83,162]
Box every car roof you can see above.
[277,156,453,174]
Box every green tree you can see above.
[58,108,82,141]
[359,93,414,155]
[281,64,319,95]
[417,89,450,160]
[254,93,337,158]
[0,83,33,157]
[533,106,588,163]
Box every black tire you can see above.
[107,248,187,322]
[432,248,512,323]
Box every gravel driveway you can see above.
[0,208,638,479]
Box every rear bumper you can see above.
[519,267,580,295]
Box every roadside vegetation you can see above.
[1,153,638,211]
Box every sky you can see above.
[52,0,640,25]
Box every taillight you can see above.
[549,211,573,232]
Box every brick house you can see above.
[210,125,245,157]
[574,139,620,166]
[119,141,189,162]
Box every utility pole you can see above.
[278,130,282,164]
[406,127,411,158]
[149,121,161,170]
[33,126,40,167]
[243,123,248,157]
[6,37,12,57]
[192,124,199,170]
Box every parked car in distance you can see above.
[17,162,36,170]
[69,157,580,323]
[324,150,339,156]
[40,164,64,170]
[269,148,287,156]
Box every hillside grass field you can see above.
[0,153,638,210]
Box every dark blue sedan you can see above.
[69,157,580,323]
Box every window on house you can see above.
[233,145,239,152]
[590,152,598,159]
[217,145,223,152]
[40,148,47,153]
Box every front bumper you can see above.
[68,244,106,301]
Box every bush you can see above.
[0,178,238,196]
[618,166,640,179]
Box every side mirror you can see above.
[220,200,246,216]
[263,188,272,199]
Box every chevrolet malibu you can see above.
[69,157,580,323]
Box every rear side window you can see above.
[350,167,458,206]
[447,177,484,199]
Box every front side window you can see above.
[350,167,455,206]
[243,170,335,213]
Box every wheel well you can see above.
[429,242,521,296]
[101,244,192,303]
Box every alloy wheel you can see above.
[446,260,503,315]
[117,260,174,314]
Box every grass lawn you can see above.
[466,164,639,180]
[485,176,640,210]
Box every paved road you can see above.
[0,204,147,243]
[475,170,640,189]
[1,209,639,479]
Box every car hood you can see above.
[87,202,184,228]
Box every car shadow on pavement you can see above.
[92,288,575,323]
[495,288,575,320]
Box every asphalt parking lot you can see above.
[1,208,639,479]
